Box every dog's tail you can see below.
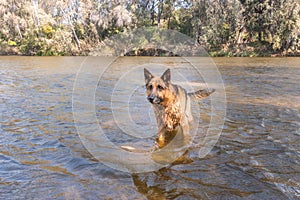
[188,89,215,99]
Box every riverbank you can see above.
[1,43,299,57]
[1,39,300,57]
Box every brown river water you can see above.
[0,56,299,199]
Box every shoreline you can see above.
[1,43,299,57]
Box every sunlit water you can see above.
[0,57,299,199]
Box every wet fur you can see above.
[144,68,215,147]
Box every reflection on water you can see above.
[0,57,299,199]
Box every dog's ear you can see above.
[144,68,154,84]
[161,68,171,85]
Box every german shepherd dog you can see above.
[144,68,215,148]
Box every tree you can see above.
[0,0,299,55]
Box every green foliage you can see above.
[74,24,85,39]
[41,24,55,39]
[19,34,43,56]
[0,0,299,56]
[8,39,17,46]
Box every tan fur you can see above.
[144,68,215,148]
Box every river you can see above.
[0,56,299,199]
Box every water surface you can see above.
[0,57,299,199]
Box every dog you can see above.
[144,68,215,148]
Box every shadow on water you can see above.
[0,57,299,199]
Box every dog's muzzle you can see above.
[147,96,161,104]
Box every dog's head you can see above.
[144,68,171,105]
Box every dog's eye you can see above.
[157,85,164,90]
[148,85,153,90]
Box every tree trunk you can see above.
[237,26,244,44]
[31,0,42,38]
[31,0,43,38]
[16,24,22,39]
[157,0,163,28]
[71,25,81,49]
[258,31,262,42]
[61,8,81,49]
[151,1,155,25]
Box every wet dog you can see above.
[144,68,215,147]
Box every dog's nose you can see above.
[147,96,155,103]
